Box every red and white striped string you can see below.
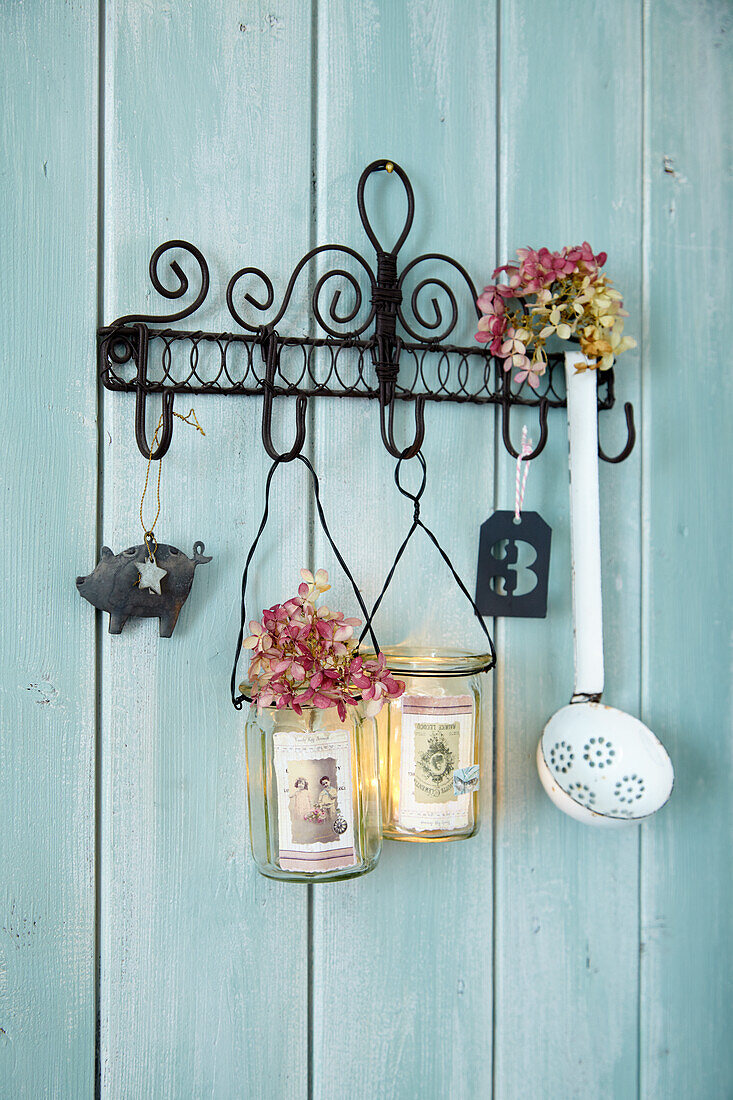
[514,425,533,521]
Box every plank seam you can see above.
[638,1,649,1097]
[94,0,106,1095]
[491,3,502,1098]
[308,2,319,1097]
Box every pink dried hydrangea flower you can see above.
[475,244,635,385]
[242,568,404,720]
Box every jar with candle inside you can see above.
[245,699,383,882]
[240,568,404,882]
[375,648,492,842]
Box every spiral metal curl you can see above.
[226,245,376,337]
[113,240,210,326]
[225,268,275,330]
[397,253,480,343]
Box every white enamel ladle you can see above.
[536,351,674,825]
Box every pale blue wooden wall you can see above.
[1,2,731,1097]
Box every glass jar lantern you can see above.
[244,698,382,882]
[376,648,492,842]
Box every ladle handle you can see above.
[565,351,604,699]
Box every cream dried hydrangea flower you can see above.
[476,244,636,385]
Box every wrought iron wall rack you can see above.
[98,159,635,465]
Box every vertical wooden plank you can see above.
[641,3,733,1097]
[100,3,313,1095]
[311,3,497,1097]
[494,3,643,1097]
[0,3,98,1096]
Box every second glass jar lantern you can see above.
[375,648,492,842]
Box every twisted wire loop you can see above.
[359,451,496,670]
[370,247,426,460]
[357,158,415,257]
[101,330,615,407]
[230,454,382,709]
[372,249,402,391]
[354,159,426,460]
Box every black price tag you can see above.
[475,510,551,618]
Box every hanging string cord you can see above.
[359,451,496,670]
[514,425,533,521]
[231,454,381,710]
[139,408,204,557]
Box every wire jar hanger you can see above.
[360,449,496,670]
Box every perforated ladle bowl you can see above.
[536,352,674,826]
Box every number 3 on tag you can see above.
[474,510,552,618]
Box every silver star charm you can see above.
[136,556,167,595]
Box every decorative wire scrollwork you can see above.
[226,245,376,337]
[115,240,211,326]
[97,160,632,466]
[397,253,480,343]
[102,242,211,460]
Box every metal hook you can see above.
[135,388,174,461]
[131,322,174,460]
[501,396,549,461]
[598,401,636,463]
[379,384,426,461]
[260,330,307,462]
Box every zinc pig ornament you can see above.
[76,539,211,637]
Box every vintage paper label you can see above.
[398,695,475,831]
[273,729,357,872]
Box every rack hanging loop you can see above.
[501,395,549,461]
[260,330,307,462]
[356,159,414,257]
[598,400,636,463]
[358,158,425,460]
